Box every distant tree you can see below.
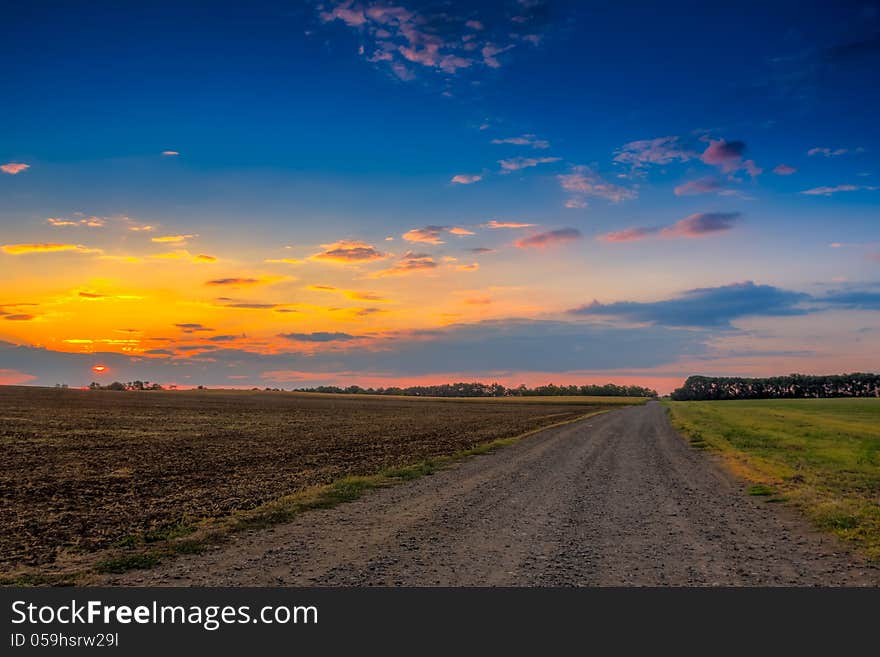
[671,373,880,401]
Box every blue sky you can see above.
[1,1,879,391]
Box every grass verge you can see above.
[665,399,880,560]
[3,408,609,586]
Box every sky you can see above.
[1,0,879,393]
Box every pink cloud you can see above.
[499,156,560,172]
[483,220,536,228]
[320,1,366,26]
[451,173,482,184]
[773,164,797,175]
[701,139,761,177]
[403,225,475,243]
[597,226,659,242]
[599,212,742,243]
[514,227,582,249]
[557,166,636,202]
[661,212,741,237]
[1,162,29,175]
[674,177,724,196]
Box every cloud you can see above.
[773,164,797,175]
[483,220,535,229]
[0,162,29,175]
[674,177,724,196]
[807,147,851,157]
[499,156,561,172]
[204,278,264,286]
[564,197,587,209]
[279,332,358,342]
[318,1,547,81]
[701,138,762,177]
[310,240,387,263]
[144,349,174,356]
[402,225,473,244]
[1,243,101,255]
[597,212,741,243]
[515,227,582,249]
[207,335,241,342]
[571,281,810,327]
[162,150,179,156]
[557,166,636,202]
[4,314,35,321]
[800,184,878,196]
[597,226,660,242]
[265,257,303,264]
[308,286,387,302]
[373,251,438,276]
[174,323,213,333]
[456,263,479,271]
[661,212,741,237]
[469,247,495,254]
[47,216,105,228]
[193,254,217,263]
[0,314,705,386]
[613,136,696,169]
[491,134,549,149]
[151,234,196,243]
[451,174,482,184]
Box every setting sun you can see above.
[91,365,107,374]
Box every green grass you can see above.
[666,398,880,559]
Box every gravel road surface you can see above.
[106,402,879,586]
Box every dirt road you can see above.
[107,402,879,586]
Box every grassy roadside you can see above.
[665,399,880,560]
[3,408,610,586]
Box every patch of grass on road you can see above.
[666,399,880,559]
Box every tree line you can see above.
[88,380,165,391]
[296,382,658,398]
[670,373,880,401]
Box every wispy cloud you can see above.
[773,164,797,175]
[1,243,101,255]
[673,177,724,196]
[613,136,696,170]
[280,332,359,343]
[491,134,549,149]
[451,173,482,184]
[483,220,536,229]
[204,277,266,287]
[310,240,387,263]
[174,323,213,333]
[373,251,438,276]
[597,226,660,243]
[499,156,560,172]
[807,147,862,157]
[597,212,741,242]
[558,165,636,203]
[151,234,197,243]
[47,216,106,228]
[162,150,180,156]
[318,1,548,81]
[402,225,473,244]
[661,212,741,237]
[800,184,878,196]
[514,227,582,249]
[0,162,29,175]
